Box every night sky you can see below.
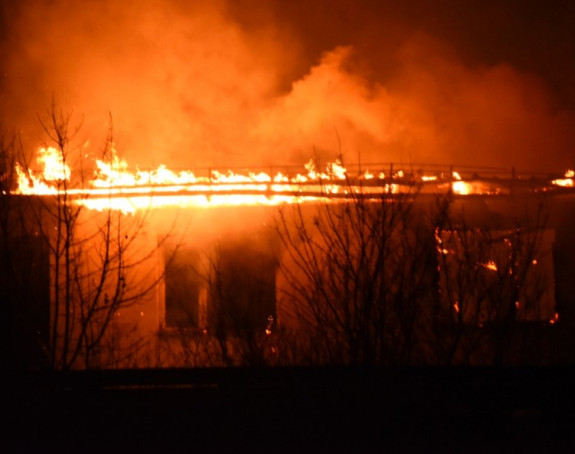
[1,0,574,171]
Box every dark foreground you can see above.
[4,366,575,453]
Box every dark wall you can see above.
[0,197,50,371]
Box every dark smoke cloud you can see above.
[1,0,574,172]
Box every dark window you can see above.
[209,239,276,336]
[164,247,202,328]
[437,228,555,323]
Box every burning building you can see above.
[3,143,575,370]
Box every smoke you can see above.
[256,34,575,169]
[1,0,574,172]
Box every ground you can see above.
[4,366,575,453]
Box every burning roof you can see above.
[12,146,575,214]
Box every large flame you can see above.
[12,146,397,213]
[12,146,574,214]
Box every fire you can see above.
[482,261,498,272]
[12,148,364,213]
[79,194,308,213]
[15,146,72,195]
[450,171,500,195]
[12,146,575,213]
[451,171,471,195]
[552,169,575,188]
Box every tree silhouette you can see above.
[2,104,166,370]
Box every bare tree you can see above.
[12,104,166,370]
[275,166,555,367]
[0,129,50,371]
[275,166,438,366]
[432,195,553,365]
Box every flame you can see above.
[449,171,506,196]
[451,171,474,195]
[265,315,274,336]
[15,147,71,195]
[552,169,574,188]
[452,180,472,195]
[13,149,364,213]
[38,147,71,182]
[12,146,575,213]
[482,261,498,272]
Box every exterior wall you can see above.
[9,192,575,369]
[1,196,51,371]
[72,194,575,367]
[135,205,280,367]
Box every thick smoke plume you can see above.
[1,0,574,172]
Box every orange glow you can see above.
[483,261,498,272]
[15,146,71,195]
[12,147,411,212]
[265,315,274,336]
[15,149,354,212]
[37,146,71,182]
[451,181,471,195]
[451,172,472,195]
[552,169,575,188]
[12,147,575,213]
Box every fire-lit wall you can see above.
[111,204,280,368]
[8,191,575,369]
[126,194,566,367]
[1,196,51,371]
